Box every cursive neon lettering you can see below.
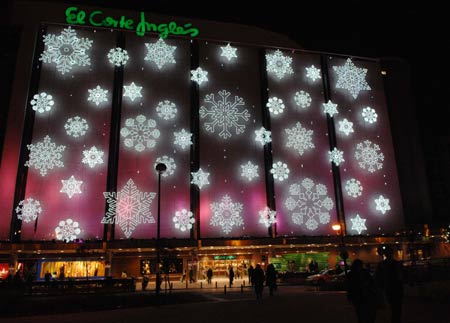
[65,7,85,25]
[89,11,103,27]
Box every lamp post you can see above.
[155,162,167,295]
[332,223,348,276]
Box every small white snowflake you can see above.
[156,100,177,120]
[375,195,391,214]
[55,218,81,241]
[350,214,367,234]
[15,198,42,223]
[329,147,345,166]
[173,209,195,232]
[108,47,129,66]
[120,115,160,152]
[25,135,65,176]
[294,91,312,109]
[259,207,277,227]
[266,97,285,115]
[220,43,238,61]
[174,129,193,150]
[60,175,83,199]
[270,161,290,182]
[64,116,88,138]
[82,146,104,168]
[87,85,108,106]
[323,100,339,117]
[285,122,315,156]
[254,127,272,145]
[154,156,176,177]
[338,118,354,136]
[355,140,384,173]
[362,107,378,124]
[240,161,259,181]
[210,195,244,234]
[191,168,210,189]
[144,38,176,69]
[333,58,371,99]
[266,49,294,79]
[123,82,143,102]
[305,65,321,82]
[191,67,208,85]
[30,92,54,113]
[345,178,363,198]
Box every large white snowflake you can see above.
[60,175,83,199]
[191,168,210,189]
[305,65,321,82]
[210,195,244,234]
[255,127,272,145]
[190,67,208,85]
[39,27,92,75]
[220,43,238,61]
[123,82,143,102]
[240,161,259,181]
[285,178,334,231]
[25,135,65,176]
[322,100,339,117]
[15,198,42,223]
[200,90,250,139]
[30,92,54,113]
[345,178,363,198]
[329,148,345,166]
[156,100,177,120]
[82,146,104,168]
[108,47,129,66]
[338,118,354,136]
[362,107,378,124]
[120,115,160,152]
[266,97,285,115]
[266,49,294,79]
[87,85,108,106]
[173,209,195,232]
[350,214,367,234]
[174,129,193,150]
[144,38,176,69]
[55,218,81,241]
[285,122,315,156]
[259,207,277,228]
[355,140,384,173]
[294,91,312,109]
[270,161,290,182]
[64,116,88,138]
[154,156,176,177]
[102,179,156,238]
[333,58,371,99]
[375,195,391,214]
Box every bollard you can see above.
[240,284,244,293]
[215,281,218,289]
[185,280,188,289]
[200,282,203,289]
[224,285,227,294]
[170,282,173,293]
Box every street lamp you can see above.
[155,162,167,294]
[332,223,349,276]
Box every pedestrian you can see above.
[228,266,234,287]
[180,268,186,282]
[253,264,265,300]
[188,267,195,283]
[248,265,254,286]
[142,275,149,291]
[206,267,213,284]
[265,263,277,296]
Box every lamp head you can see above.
[155,163,167,173]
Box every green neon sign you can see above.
[65,7,199,39]
[213,255,236,260]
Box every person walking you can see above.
[253,264,265,300]
[206,268,213,284]
[265,263,277,296]
[248,265,254,286]
[228,266,234,287]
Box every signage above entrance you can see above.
[213,255,236,260]
[65,7,200,39]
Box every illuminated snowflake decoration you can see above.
[285,122,315,156]
[259,207,277,228]
[305,65,321,82]
[355,140,384,173]
[266,97,285,115]
[270,161,290,182]
[15,198,42,223]
[30,92,54,113]
[254,127,272,145]
[220,43,238,61]
[156,100,177,120]
[345,178,363,198]
[240,161,259,181]
[362,107,378,124]
[64,116,88,138]
[329,148,345,166]
[55,218,81,241]
[338,118,354,136]
[174,129,193,150]
[191,168,210,189]
[39,27,92,75]
[210,195,244,234]
[333,58,371,99]
[322,100,339,117]
[108,47,129,66]
[173,209,195,232]
[102,179,156,238]
[120,115,160,152]
[200,90,250,139]
[350,214,367,234]
[294,91,312,109]
[123,82,143,102]
[87,85,108,106]
[82,146,104,168]
[154,156,176,177]
[265,49,294,79]
[60,175,83,199]
[144,38,176,69]
[190,67,208,85]
[285,178,334,231]
[25,135,65,176]
[375,195,391,215]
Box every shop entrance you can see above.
[198,255,253,279]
